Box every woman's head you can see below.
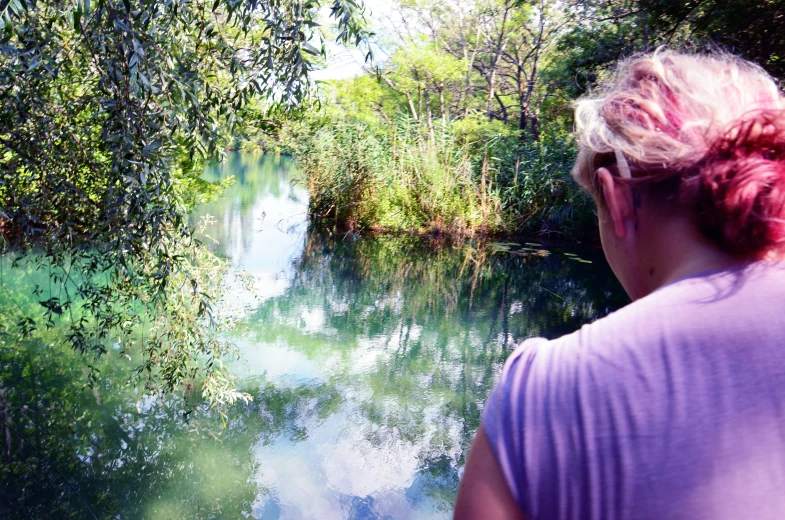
[575,50,785,257]
[573,49,785,296]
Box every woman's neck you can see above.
[634,213,747,298]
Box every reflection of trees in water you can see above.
[0,263,340,518]
[247,231,626,506]
[0,230,626,517]
[0,336,251,518]
[0,332,346,518]
[201,153,295,205]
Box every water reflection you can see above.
[191,153,308,302]
[0,154,626,518]
[241,231,625,518]
[0,332,263,518]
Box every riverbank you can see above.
[280,118,597,242]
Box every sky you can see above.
[310,0,398,81]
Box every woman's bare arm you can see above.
[454,426,525,520]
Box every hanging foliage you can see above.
[0,0,370,405]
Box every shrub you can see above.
[283,114,594,239]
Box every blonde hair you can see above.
[573,49,785,257]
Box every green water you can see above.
[0,154,626,518]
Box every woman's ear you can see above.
[597,167,631,238]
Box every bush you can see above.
[282,114,594,239]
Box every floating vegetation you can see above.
[490,242,552,257]
[489,242,513,252]
[489,243,591,262]
[559,250,593,264]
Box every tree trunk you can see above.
[380,74,418,121]
[424,89,436,141]
[439,82,446,126]
[519,9,544,141]
[407,92,420,121]
[485,2,511,119]
[494,92,508,123]
[464,24,483,118]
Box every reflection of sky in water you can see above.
[191,154,308,304]
[252,412,441,520]
[227,197,307,277]
[193,155,457,518]
[243,333,460,519]
[231,323,460,518]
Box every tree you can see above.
[0,0,370,405]
[387,0,572,141]
[641,0,785,78]
[554,0,785,101]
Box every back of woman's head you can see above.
[574,49,785,258]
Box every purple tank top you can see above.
[482,261,785,520]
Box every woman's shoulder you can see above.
[482,262,785,517]
[497,261,785,396]
[567,261,785,347]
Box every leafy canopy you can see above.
[0,0,369,405]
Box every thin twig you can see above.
[534,282,565,301]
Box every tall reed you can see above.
[282,115,593,238]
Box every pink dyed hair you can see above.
[573,49,785,257]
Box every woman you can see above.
[455,50,785,520]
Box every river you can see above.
[0,153,626,518]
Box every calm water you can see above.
[0,154,626,518]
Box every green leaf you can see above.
[74,5,82,29]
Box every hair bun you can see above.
[696,110,785,257]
